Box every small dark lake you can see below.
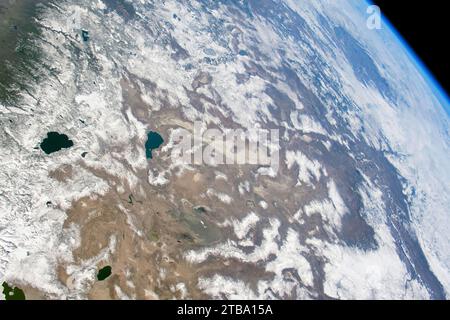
[81,30,89,41]
[40,132,74,155]
[2,282,25,300]
[238,49,248,56]
[145,131,164,159]
[97,266,112,281]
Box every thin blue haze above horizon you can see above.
[365,0,450,115]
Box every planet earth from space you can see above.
[0,0,449,300]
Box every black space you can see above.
[373,1,450,96]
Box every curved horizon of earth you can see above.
[0,0,449,300]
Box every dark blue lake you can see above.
[40,132,74,155]
[145,131,164,159]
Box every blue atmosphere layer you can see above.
[366,0,450,115]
